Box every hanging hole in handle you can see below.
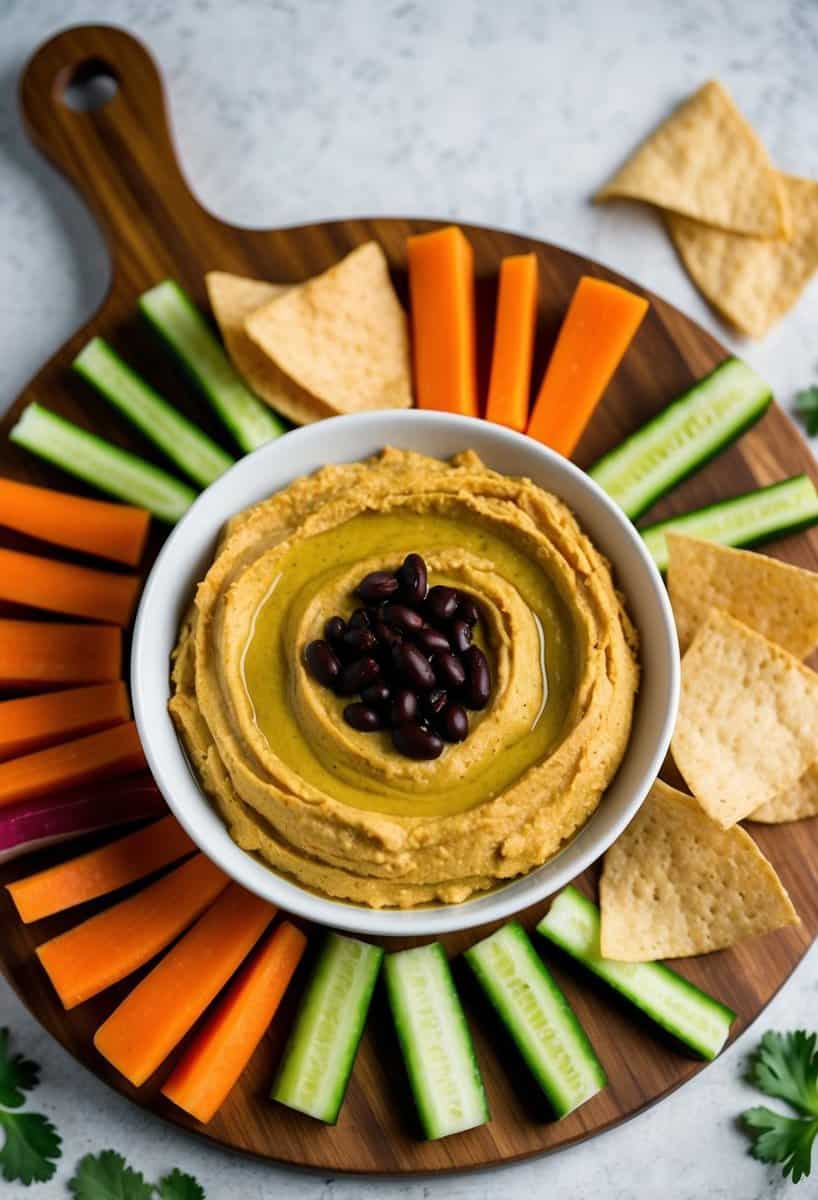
[59,58,119,112]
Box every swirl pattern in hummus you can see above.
[170,449,639,908]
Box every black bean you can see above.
[355,570,400,604]
[391,688,419,726]
[439,702,468,742]
[338,657,381,694]
[457,596,481,626]
[450,618,473,655]
[341,627,378,655]
[392,642,437,690]
[433,651,466,689]
[304,640,341,687]
[397,553,428,605]
[347,607,372,630]
[343,702,383,732]
[372,619,402,648]
[414,626,451,656]
[462,645,491,710]
[381,603,425,633]
[361,681,391,705]
[424,688,448,717]
[324,616,347,646]
[393,721,444,761]
[426,585,459,623]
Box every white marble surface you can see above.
[1,1,818,1196]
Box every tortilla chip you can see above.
[672,609,818,827]
[600,779,798,960]
[667,533,818,657]
[596,80,789,237]
[666,175,818,337]
[749,761,818,824]
[205,271,331,426]
[245,242,412,416]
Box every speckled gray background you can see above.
[1,2,817,1197]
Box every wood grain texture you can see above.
[2,23,817,1175]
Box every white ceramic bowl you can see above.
[132,411,679,937]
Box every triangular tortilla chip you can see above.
[596,80,789,237]
[600,779,798,960]
[666,175,818,337]
[206,271,331,426]
[245,242,412,416]
[749,761,818,824]
[667,532,818,657]
[672,609,818,827]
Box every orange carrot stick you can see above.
[527,276,649,457]
[94,883,275,1086]
[485,253,539,432]
[36,853,229,1009]
[0,548,140,626]
[0,478,150,567]
[161,920,306,1122]
[0,682,130,762]
[7,814,195,923]
[0,620,121,689]
[407,226,478,416]
[0,722,146,810]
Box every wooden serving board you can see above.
[2,22,817,1176]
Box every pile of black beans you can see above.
[303,553,492,760]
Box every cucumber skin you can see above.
[464,922,605,1118]
[537,888,735,1062]
[385,943,489,1140]
[588,358,772,520]
[271,932,383,1125]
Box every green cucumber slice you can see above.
[139,280,286,453]
[537,887,735,1061]
[73,337,234,488]
[9,402,195,523]
[464,921,605,1117]
[641,474,818,572]
[271,931,382,1124]
[588,358,772,519]
[385,942,489,1140]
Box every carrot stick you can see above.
[407,226,478,416]
[0,548,140,626]
[161,920,306,1121]
[0,620,121,690]
[36,853,228,1009]
[0,682,130,762]
[94,883,275,1086]
[0,722,146,810]
[0,478,150,567]
[527,276,649,457]
[7,813,195,923]
[485,253,539,432]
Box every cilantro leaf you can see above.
[0,1109,61,1185]
[749,1030,818,1117]
[157,1167,206,1200]
[795,386,818,437]
[68,1150,153,1200]
[743,1106,818,1185]
[0,1027,41,1108]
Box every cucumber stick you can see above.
[385,943,489,1140]
[641,474,818,572]
[9,403,195,523]
[73,337,234,488]
[464,922,605,1117]
[588,358,771,519]
[140,280,286,453]
[537,888,735,1061]
[271,932,382,1124]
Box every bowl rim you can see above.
[132,410,680,938]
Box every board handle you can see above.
[19,25,213,277]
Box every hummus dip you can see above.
[170,449,639,908]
